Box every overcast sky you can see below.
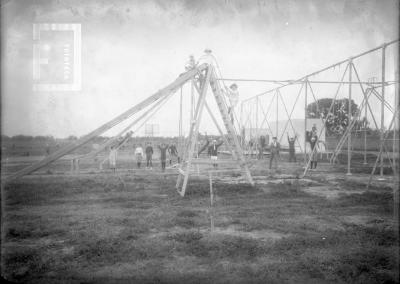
[1,0,398,138]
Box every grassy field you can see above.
[1,157,398,284]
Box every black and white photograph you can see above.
[1,0,399,283]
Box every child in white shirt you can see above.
[134,144,144,169]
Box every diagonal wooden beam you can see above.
[76,92,171,161]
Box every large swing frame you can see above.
[239,39,399,181]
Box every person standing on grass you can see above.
[158,143,169,172]
[309,136,318,169]
[259,135,266,160]
[168,143,179,165]
[249,139,254,158]
[208,139,223,168]
[269,137,280,170]
[134,144,144,169]
[145,142,153,169]
[109,146,117,173]
[287,133,297,162]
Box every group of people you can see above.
[108,142,180,173]
[108,129,319,174]
[266,134,297,170]
[109,50,240,174]
[109,51,321,175]
[267,125,320,170]
[244,124,320,170]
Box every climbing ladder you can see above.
[176,65,254,196]
[209,68,254,186]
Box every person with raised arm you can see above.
[158,143,169,172]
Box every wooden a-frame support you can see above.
[176,66,254,197]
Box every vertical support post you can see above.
[190,79,194,122]
[394,66,400,284]
[251,103,254,157]
[379,44,386,179]
[240,102,244,147]
[276,90,279,138]
[179,86,183,160]
[209,172,214,232]
[394,68,398,171]
[256,96,259,155]
[347,60,353,175]
[363,87,368,164]
[304,80,308,165]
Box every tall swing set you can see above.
[240,39,399,185]
[4,40,399,196]
[5,64,254,197]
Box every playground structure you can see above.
[5,63,254,197]
[3,40,399,195]
[240,40,399,184]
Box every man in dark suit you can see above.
[269,137,280,169]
